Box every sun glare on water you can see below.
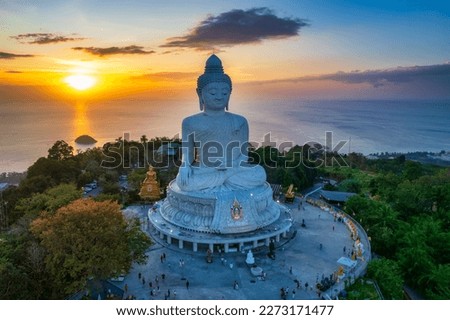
[64,74,97,91]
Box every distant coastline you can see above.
[0,99,449,173]
[367,151,450,167]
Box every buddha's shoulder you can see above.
[182,112,247,128]
[182,113,203,126]
[225,112,247,124]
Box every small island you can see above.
[75,135,97,145]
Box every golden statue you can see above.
[139,167,161,201]
[285,184,295,203]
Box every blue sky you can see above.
[1,0,449,99]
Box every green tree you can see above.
[47,140,74,161]
[127,168,147,191]
[17,174,54,196]
[125,217,152,264]
[26,157,80,188]
[140,135,148,144]
[422,264,450,299]
[15,184,81,218]
[30,199,151,297]
[403,160,423,181]
[367,258,404,299]
[338,179,362,193]
[396,216,448,298]
[0,234,31,299]
[75,147,104,186]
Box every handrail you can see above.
[305,197,372,299]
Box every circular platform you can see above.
[148,200,292,253]
[160,180,281,234]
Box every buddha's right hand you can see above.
[178,164,192,186]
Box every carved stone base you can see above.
[160,180,280,234]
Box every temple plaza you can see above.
[121,196,371,300]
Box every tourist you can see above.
[173,290,177,299]
[280,288,285,299]
[186,280,190,290]
[292,289,296,299]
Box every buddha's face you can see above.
[201,82,231,111]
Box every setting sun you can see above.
[64,74,97,91]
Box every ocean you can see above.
[1,98,449,173]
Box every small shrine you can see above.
[139,167,161,201]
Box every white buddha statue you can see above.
[176,54,266,192]
[246,249,255,265]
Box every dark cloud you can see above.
[11,33,85,44]
[260,64,450,88]
[316,64,450,88]
[72,45,155,57]
[5,70,23,73]
[0,51,34,59]
[161,7,309,50]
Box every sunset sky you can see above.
[1,0,450,101]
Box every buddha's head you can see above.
[197,54,232,111]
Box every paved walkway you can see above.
[119,198,368,300]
